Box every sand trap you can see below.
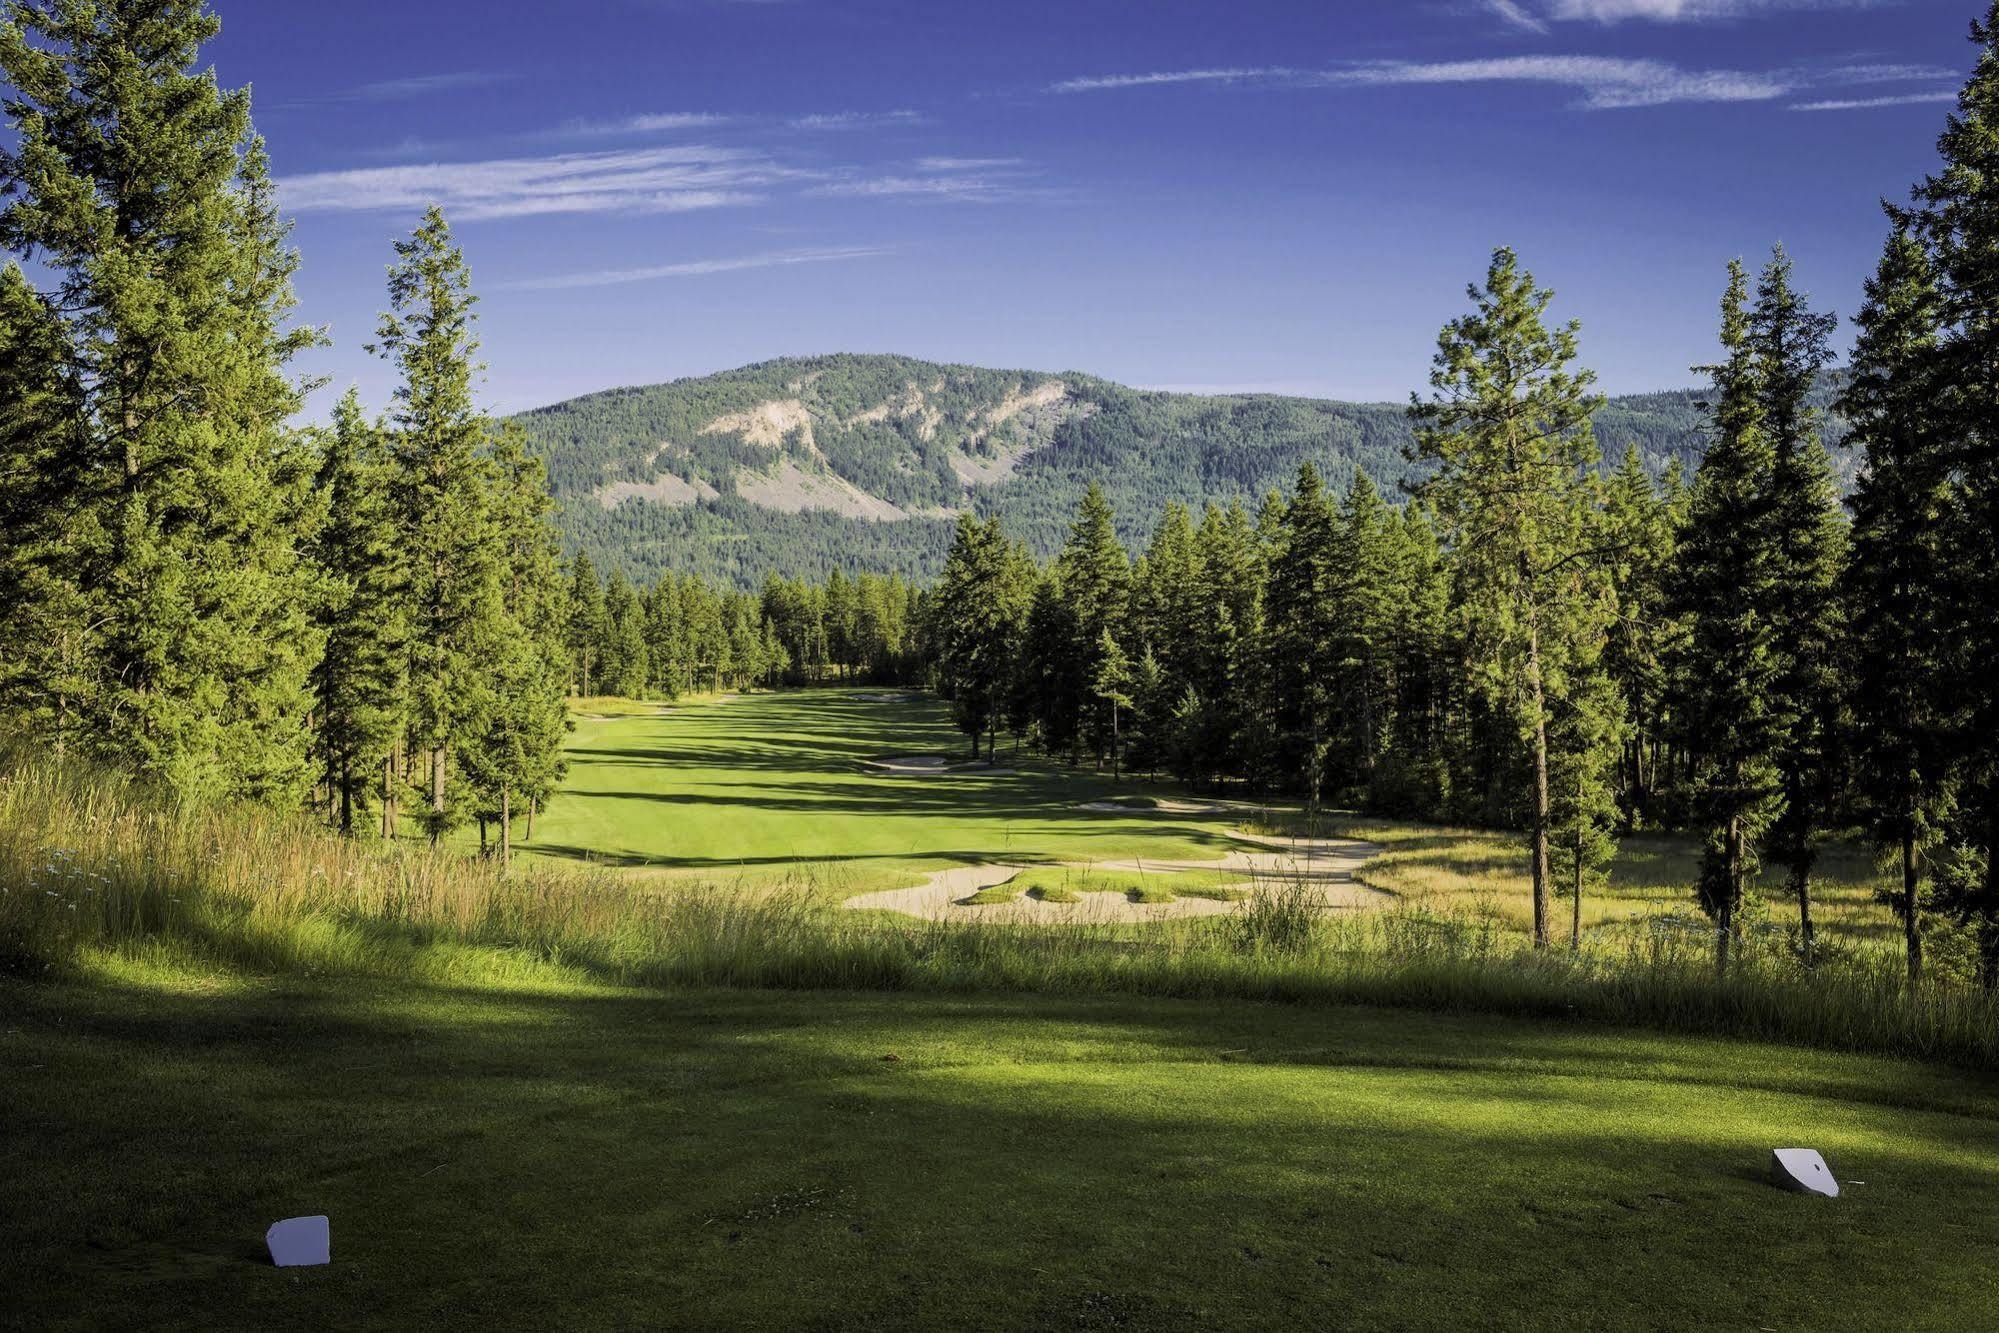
[843,838,1388,923]
[865,755,1014,776]
[1078,798,1260,816]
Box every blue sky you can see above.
[206,0,1975,413]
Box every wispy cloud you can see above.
[276,144,797,221]
[537,112,736,139]
[1791,89,1957,111]
[1483,0,1551,32]
[1053,58,1788,108]
[1541,0,1879,21]
[808,175,1035,203]
[292,72,515,107]
[1051,53,1948,111]
[499,245,891,291]
[918,156,1026,171]
[1052,68,1299,93]
[789,110,927,131]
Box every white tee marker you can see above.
[266,1215,331,1266]
[1770,1149,1840,1198]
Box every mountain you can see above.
[516,352,1844,587]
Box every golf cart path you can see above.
[843,831,1388,923]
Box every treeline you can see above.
[562,556,924,697]
[924,6,1999,987]
[0,9,571,860]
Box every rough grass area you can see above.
[6,972,1997,1331]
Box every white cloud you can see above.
[540,112,735,139]
[1484,0,1551,32]
[1341,56,1790,108]
[1543,0,1876,20]
[1791,89,1957,111]
[808,174,1035,203]
[1050,52,1953,111]
[918,156,1027,171]
[499,245,891,292]
[276,144,796,221]
[1053,57,1789,108]
[1052,68,1299,93]
[789,110,926,131]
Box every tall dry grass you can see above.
[4,759,1996,1067]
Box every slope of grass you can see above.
[7,970,1996,1331]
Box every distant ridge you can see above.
[516,352,1843,587]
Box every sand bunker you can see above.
[865,755,1015,776]
[843,837,1388,923]
[1078,798,1261,816]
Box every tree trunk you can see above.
[526,798,537,844]
[1526,626,1553,951]
[429,746,446,848]
[1984,798,1999,990]
[500,784,512,872]
[1717,815,1741,976]
[1795,857,1816,969]
[339,761,353,834]
[1903,821,1923,984]
[382,753,395,840]
[1570,841,1582,951]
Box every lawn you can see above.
[7,965,1998,1331]
[524,689,1257,897]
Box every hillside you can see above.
[516,353,1840,586]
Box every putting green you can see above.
[524,688,1262,895]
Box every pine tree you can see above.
[0,262,88,751]
[1674,261,1786,969]
[1600,446,1675,826]
[567,554,609,697]
[370,207,502,845]
[1057,484,1133,766]
[1751,247,1847,963]
[930,515,1024,758]
[309,390,407,833]
[1905,3,1999,983]
[1408,248,1613,948]
[1262,464,1341,809]
[1,1,324,801]
[1329,471,1399,800]
[1844,229,1961,982]
[1091,629,1135,779]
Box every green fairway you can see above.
[7,968,1998,1331]
[526,688,1255,895]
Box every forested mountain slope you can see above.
[517,353,1844,586]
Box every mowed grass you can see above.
[523,689,1248,898]
[7,968,1999,1332]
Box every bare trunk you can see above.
[1526,625,1552,951]
[339,762,353,834]
[429,747,445,848]
[382,754,394,840]
[1570,839,1582,951]
[1903,822,1923,984]
[500,785,512,872]
[526,799,536,844]
[1717,816,1741,976]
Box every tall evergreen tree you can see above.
[1262,464,1341,808]
[930,515,1024,758]
[0,0,324,801]
[1057,484,1133,766]
[370,207,502,845]
[309,390,407,833]
[1844,229,1960,982]
[1674,261,1786,970]
[1408,248,1613,948]
[1905,2,1999,982]
[1601,446,1675,827]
